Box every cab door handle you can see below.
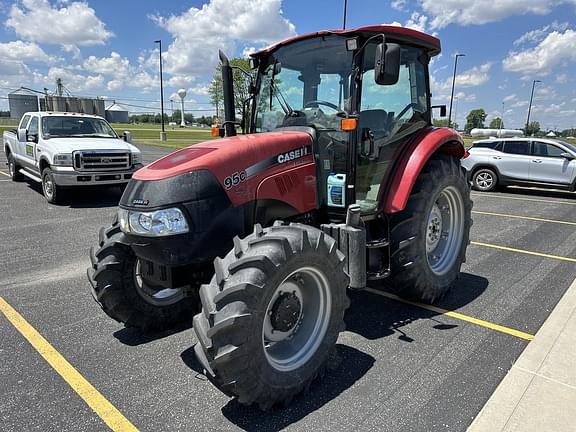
[532,159,542,163]
[492,156,502,160]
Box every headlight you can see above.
[53,154,73,166]
[131,152,142,165]
[118,207,189,236]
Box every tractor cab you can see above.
[226,26,441,216]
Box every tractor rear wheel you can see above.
[193,223,349,410]
[387,155,472,303]
[87,222,199,331]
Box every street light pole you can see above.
[448,53,465,129]
[525,79,541,136]
[154,39,166,141]
[343,0,348,29]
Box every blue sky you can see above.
[0,0,575,130]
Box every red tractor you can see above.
[88,25,471,409]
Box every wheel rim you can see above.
[426,185,465,276]
[9,158,15,177]
[133,259,184,306]
[262,266,332,372]
[43,174,54,198]
[475,171,493,190]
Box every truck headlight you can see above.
[131,152,142,165]
[118,207,189,236]
[53,154,73,166]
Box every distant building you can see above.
[105,103,129,123]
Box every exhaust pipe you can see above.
[219,50,237,137]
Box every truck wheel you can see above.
[388,156,472,303]
[87,223,199,331]
[42,167,62,204]
[472,168,498,192]
[8,154,24,181]
[193,223,349,410]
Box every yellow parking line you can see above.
[0,297,139,432]
[0,170,10,177]
[364,289,534,341]
[472,210,576,226]
[471,241,576,264]
[471,193,576,206]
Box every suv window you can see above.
[503,141,529,155]
[533,142,564,158]
[474,141,502,150]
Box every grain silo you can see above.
[93,99,106,118]
[80,98,95,115]
[8,88,40,120]
[66,97,80,113]
[105,103,129,123]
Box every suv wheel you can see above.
[472,168,498,192]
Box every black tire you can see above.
[87,222,199,331]
[472,168,498,192]
[7,153,24,181]
[42,167,62,204]
[387,156,472,303]
[193,223,349,410]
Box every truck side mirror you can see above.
[375,42,400,85]
[17,128,27,142]
[561,152,575,160]
[432,105,447,117]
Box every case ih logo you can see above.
[277,147,309,164]
[132,199,149,206]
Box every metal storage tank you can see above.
[80,98,95,114]
[105,103,129,123]
[46,96,67,112]
[93,99,105,118]
[8,89,40,120]
[66,97,80,113]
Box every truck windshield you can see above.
[254,35,353,132]
[41,117,118,139]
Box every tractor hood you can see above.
[123,129,315,209]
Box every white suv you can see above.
[461,137,576,192]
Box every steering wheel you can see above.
[304,100,340,111]
[394,103,418,121]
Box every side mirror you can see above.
[375,42,401,85]
[432,105,447,117]
[123,131,132,143]
[17,128,27,142]
[561,152,575,160]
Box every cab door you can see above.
[530,141,575,185]
[21,116,40,169]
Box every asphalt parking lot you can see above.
[2,145,576,431]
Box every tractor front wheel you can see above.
[388,155,472,303]
[193,223,349,410]
[87,223,199,331]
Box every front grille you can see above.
[73,150,130,171]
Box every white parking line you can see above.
[472,193,576,206]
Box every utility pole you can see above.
[448,53,465,128]
[525,79,541,136]
[343,0,348,29]
[154,39,166,141]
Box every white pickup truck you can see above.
[3,111,142,203]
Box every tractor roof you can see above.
[252,25,441,58]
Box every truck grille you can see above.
[73,150,130,171]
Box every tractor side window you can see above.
[356,45,429,213]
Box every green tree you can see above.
[465,109,487,133]
[525,121,540,136]
[209,57,254,121]
[489,117,504,129]
[433,118,458,130]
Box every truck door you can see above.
[530,141,575,185]
[21,116,39,169]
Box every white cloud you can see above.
[242,46,259,58]
[405,12,428,33]
[0,41,55,64]
[391,0,407,11]
[45,66,104,92]
[153,0,295,75]
[83,52,129,76]
[419,0,576,29]
[513,21,570,46]
[503,30,576,76]
[511,100,528,108]
[7,0,112,46]
[556,73,569,83]
[455,62,492,87]
[503,94,517,103]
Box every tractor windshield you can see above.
[254,36,353,132]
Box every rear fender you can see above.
[382,127,465,214]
